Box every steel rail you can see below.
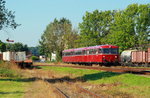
[54,86,69,98]
[44,80,69,98]
[58,78,104,98]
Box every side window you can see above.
[71,51,74,55]
[87,50,89,55]
[83,50,86,55]
[89,49,93,54]
[99,48,102,54]
[64,52,73,56]
[93,49,97,54]
[88,49,97,55]
[75,50,82,55]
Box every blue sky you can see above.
[0,0,149,47]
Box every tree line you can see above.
[0,41,29,53]
[39,4,150,61]
[78,4,150,51]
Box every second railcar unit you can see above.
[62,45,119,65]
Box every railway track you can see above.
[56,77,103,98]
[48,81,69,98]
[54,86,69,98]
[29,69,103,98]
[33,64,150,75]
[44,76,103,98]
[24,64,150,97]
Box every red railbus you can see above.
[62,45,119,65]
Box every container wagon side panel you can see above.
[0,54,3,60]
[145,52,148,63]
[131,52,137,63]
[143,51,146,63]
[3,52,11,61]
[11,52,15,61]
[148,48,150,63]
[137,52,142,63]
[20,52,26,61]
[13,52,26,62]
[132,51,147,63]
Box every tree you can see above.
[102,4,150,51]
[134,4,150,48]
[39,18,78,61]
[29,47,39,56]
[102,10,136,52]
[78,10,113,47]
[0,0,19,30]
[0,40,6,52]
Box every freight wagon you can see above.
[131,48,150,66]
[121,48,150,67]
[3,51,26,62]
[2,51,32,68]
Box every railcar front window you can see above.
[101,48,118,54]
[111,48,118,54]
[103,48,110,54]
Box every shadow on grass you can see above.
[46,71,120,83]
[32,66,42,69]
[125,70,150,75]
[78,71,119,82]
[0,91,25,95]
[0,72,120,83]
[0,77,37,82]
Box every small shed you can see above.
[51,53,56,61]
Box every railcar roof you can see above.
[63,45,118,52]
[63,47,86,52]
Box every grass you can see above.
[40,66,119,81]
[24,80,57,98]
[0,61,22,78]
[0,77,31,98]
[0,61,31,98]
[39,66,150,97]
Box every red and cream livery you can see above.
[62,45,119,65]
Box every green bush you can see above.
[31,56,39,61]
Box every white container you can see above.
[3,51,26,62]
[3,51,11,61]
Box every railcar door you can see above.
[87,49,98,63]
[98,48,103,63]
[82,50,87,63]
[93,49,99,63]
